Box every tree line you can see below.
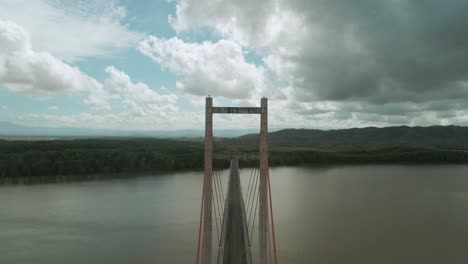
[0,138,204,183]
[1,139,468,184]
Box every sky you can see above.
[1,0,468,131]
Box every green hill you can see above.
[223,125,468,150]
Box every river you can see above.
[1,165,467,263]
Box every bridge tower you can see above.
[197,97,277,264]
[259,97,270,264]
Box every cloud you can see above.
[103,66,178,117]
[16,110,202,131]
[4,0,468,130]
[0,19,102,97]
[169,0,468,105]
[0,53,181,123]
[0,19,178,115]
[0,0,142,61]
[170,0,269,45]
[138,36,275,99]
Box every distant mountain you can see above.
[3,122,468,150]
[223,126,468,150]
[0,122,261,138]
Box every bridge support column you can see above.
[259,97,269,264]
[202,97,213,264]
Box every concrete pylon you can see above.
[202,97,213,264]
[259,97,269,264]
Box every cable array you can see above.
[196,137,278,264]
[212,159,225,245]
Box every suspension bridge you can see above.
[196,97,278,264]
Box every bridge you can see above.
[196,97,278,264]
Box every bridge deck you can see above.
[217,160,252,264]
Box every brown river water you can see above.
[1,165,467,263]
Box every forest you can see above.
[2,137,468,184]
[0,138,204,183]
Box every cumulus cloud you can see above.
[165,0,468,127]
[0,19,178,116]
[0,19,102,97]
[170,0,468,103]
[103,66,178,117]
[5,0,468,130]
[138,36,276,99]
[0,0,142,61]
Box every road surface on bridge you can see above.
[217,160,252,264]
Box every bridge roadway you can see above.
[217,160,252,264]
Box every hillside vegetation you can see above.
[223,125,468,150]
[2,125,468,183]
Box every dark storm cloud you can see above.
[170,0,468,127]
[287,0,468,103]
